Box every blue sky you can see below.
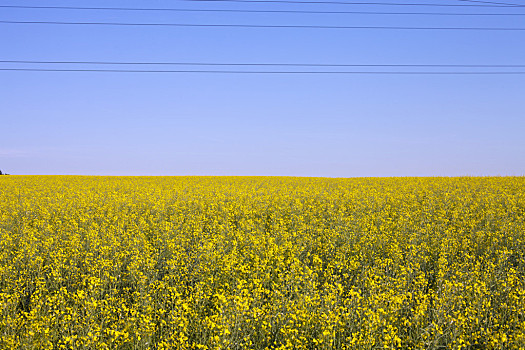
[1,0,524,176]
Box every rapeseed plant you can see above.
[0,176,523,349]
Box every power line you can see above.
[2,5,524,15]
[178,0,523,7]
[2,60,525,67]
[2,21,525,30]
[2,68,525,74]
[457,0,525,6]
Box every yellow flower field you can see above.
[0,176,524,349]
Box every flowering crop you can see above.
[0,176,524,349]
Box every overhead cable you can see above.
[1,5,524,15]
[2,21,525,30]
[2,68,525,74]
[457,0,524,6]
[2,60,525,67]
[177,0,524,7]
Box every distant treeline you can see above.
[0,170,9,175]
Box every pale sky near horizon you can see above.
[1,0,524,176]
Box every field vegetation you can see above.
[0,176,524,349]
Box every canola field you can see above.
[0,176,524,350]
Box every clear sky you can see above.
[1,0,524,176]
